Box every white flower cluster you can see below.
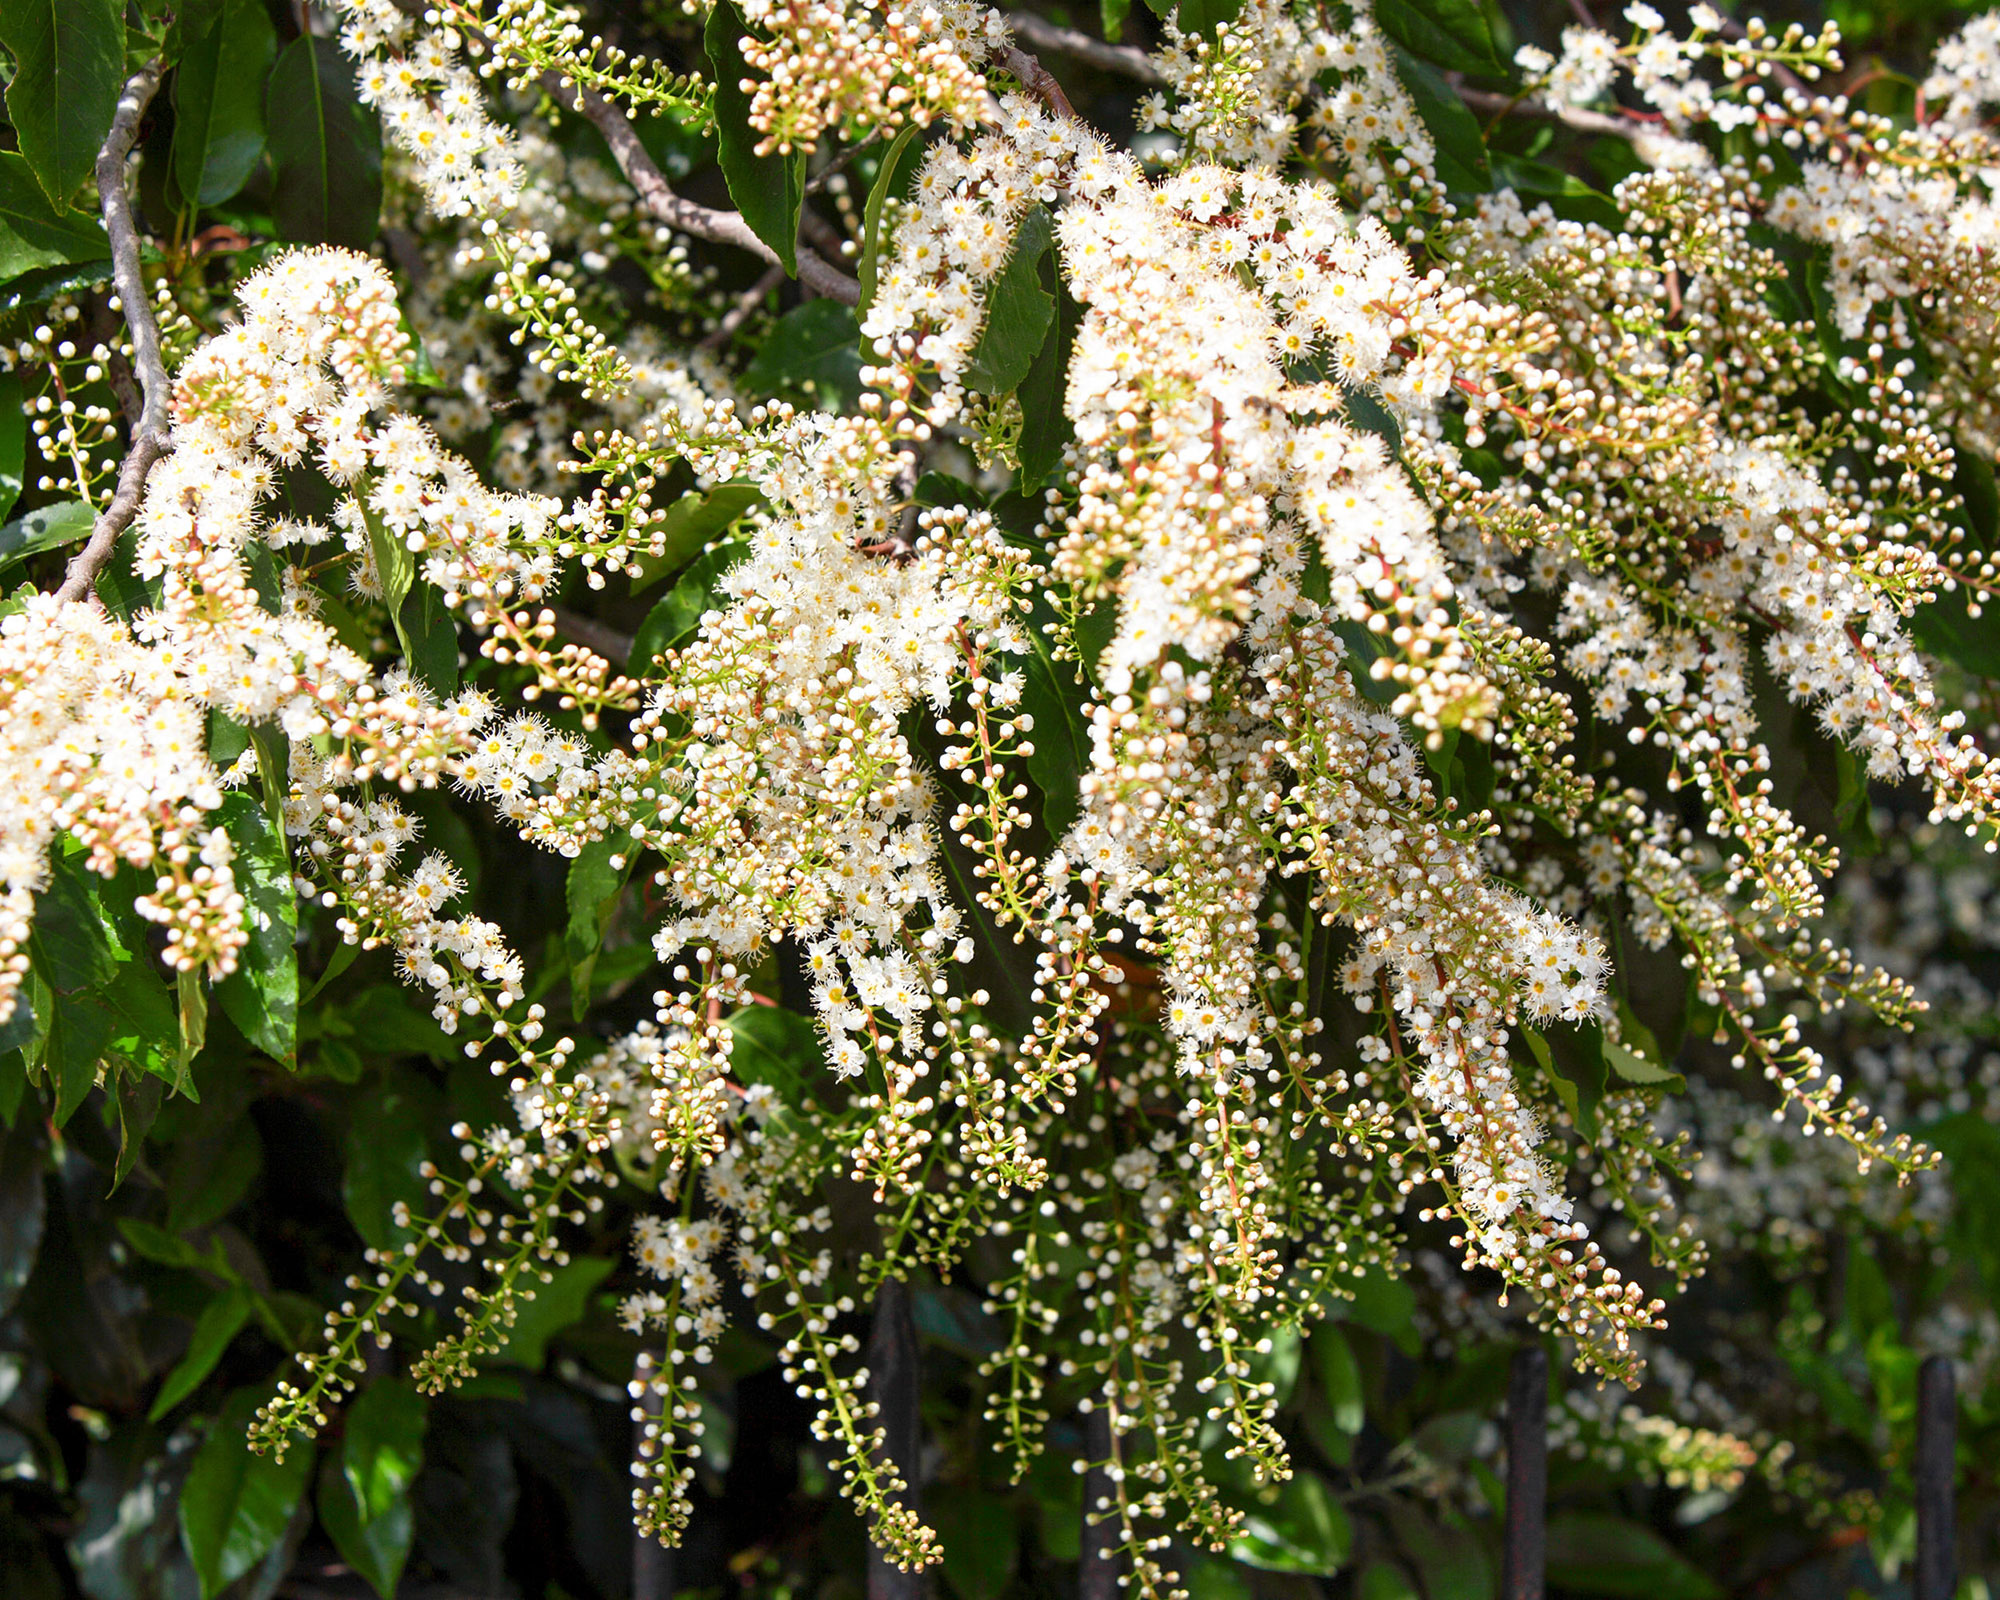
[737,0,1000,157]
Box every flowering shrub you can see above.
[2,0,1999,1594]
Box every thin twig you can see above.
[698,262,786,351]
[541,74,861,306]
[1456,84,1644,142]
[1005,13,1165,88]
[997,43,1078,119]
[56,62,171,604]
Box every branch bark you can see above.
[1004,13,1165,88]
[56,62,172,605]
[1456,84,1645,142]
[541,74,861,306]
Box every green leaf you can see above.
[0,369,23,523]
[265,36,382,249]
[179,1389,313,1600]
[30,854,180,1116]
[744,299,865,411]
[1523,1018,1608,1135]
[364,505,413,623]
[0,499,94,578]
[172,0,278,208]
[1229,1474,1351,1575]
[630,537,747,667]
[627,483,762,591]
[317,1454,413,1600]
[212,793,299,1066]
[1545,1513,1721,1600]
[490,1255,615,1371]
[565,835,633,1018]
[727,1003,823,1102]
[1489,152,1622,230]
[342,1378,428,1520]
[1310,1324,1364,1435]
[317,1379,425,1599]
[0,153,110,281]
[1018,590,1092,837]
[1370,0,1500,73]
[1913,586,2000,680]
[1603,1035,1682,1090]
[705,0,803,275]
[1174,0,1245,38]
[1015,268,1077,493]
[965,205,1055,397]
[148,1286,252,1422]
[0,0,124,210]
[932,1484,1018,1600]
[396,579,459,695]
[859,125,921,312]
[342,1081,436,1251]
[1391,47,1489,192]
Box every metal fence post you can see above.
[867,1278,925,1600]
[633,1351,675,1600]
[1916,1355,1956,1600]
[1079,1405,1120,1600]
[1502,1344,1547,1600]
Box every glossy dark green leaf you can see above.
[1545,1513,1721,1600]
[744,299,865,411]
[30,853,180,1116]
[0,153,111,280]
[1335,1266,1418,1354]
[148,1285,252,1421]
[0,0,123,209]
[396,580,460,695]
[178,1388,314,1600]
[318,1452,414,1600]
[1228,1474,1351,1575]
[342,1081,436,1251]
[1174,0,1245,38]
[705,0,803,275]
[565,835,633,1018]
[1489,152,1621,230]
[1603,1035,1682,1090]
[1371,0,1501,73]
[490,1255,614,1370]
[966,206,1055,397]
[727,1003,823,1102]
[859,125,921,312]
[343,1377,428,1520]
[1016,269,1077,493]
[213,793,299,1066]
[172,0,278,208]
[1391,47,1489,191]
[627,483,762,592]
[0,499,94,578]
[0,369,23,522]
[265,36,382,249]
[1913,586,2000,680]
[1310,1323,1364,1435]
[932,1484,1018,1600]
[630,537,747,667]
[1018,590,1092,838]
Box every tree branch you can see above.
[56,62,172,605]
[997,42,1078,119]
[1456,84,1645,142]
[698,262,786,350]
[541,74,861,307]
[1004,13,1165,88]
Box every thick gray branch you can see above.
[542,74,861,306]
[56,62,172,604]
[1005,13,1165,88]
